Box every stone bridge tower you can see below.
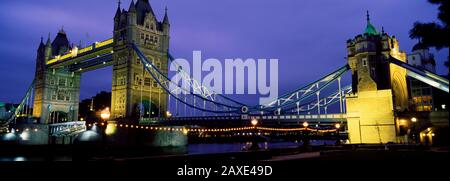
[111,0,170,121]
[345,12,408,144]
[33,29,81,124]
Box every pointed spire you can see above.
[59,26,66,34]
[38,36,45,50]
[364,11,378,36]
[45,33,52,59]
[46,33,51,46]
[381,26,385,34]
[163,6,169,24]
[129,0,136,13]
[115,0,122,19]
[366,10,370,23]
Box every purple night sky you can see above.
[0,0,448,105]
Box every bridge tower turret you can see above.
[32,29,81,126]
[345,11,408,144]
[112,0,169,121]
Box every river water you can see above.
[0,140,336,161]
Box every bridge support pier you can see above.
[346,90,397,144]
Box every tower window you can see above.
[136,57,141,64]
[58,78,66,86]
[51,91,57,100]
[144,78,151,86]
[362,58,367,67]
[156,62,161,69]
[57,91,65,100]
[65,93,70,101]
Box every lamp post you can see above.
[99,107,111,145]
[302,122,310,146]
[250,119,259,150]
[100,107,111,121]
[411,117,417,144]
[335,123,341,145]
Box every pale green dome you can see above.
[364,11,378,36]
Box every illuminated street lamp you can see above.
[302,122,309,128]
[100,107,111,121]
[410,117,418,144]
[302,122,310,146]
[250,119,260,150]
[335,123,341,145]
[99,107,111,145]
[335,123,341,129]
[251,119,258,127]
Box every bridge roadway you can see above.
[139,113,346,127]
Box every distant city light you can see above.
[411,117,417,123]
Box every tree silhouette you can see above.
[409,0,449,74]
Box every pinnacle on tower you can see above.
[129,0,136,13]
[364,11,378,36]
[115,0,122,19]
[59,26,66,34]
[163,6,169,25]
[45,33,51,46]
[366,10,370,23]
[38,36,45,51]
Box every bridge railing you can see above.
[49,121,86,136]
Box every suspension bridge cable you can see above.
[133,44,238,114]
[167,53,248,106]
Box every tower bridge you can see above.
[1,1,448,145]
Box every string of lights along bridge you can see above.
[1,0,448,145]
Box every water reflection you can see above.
[188,140,335,154]
[1,140,336,161]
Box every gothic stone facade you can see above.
[33,30,81,124]
[345,14,408,144]
[111,0,170,120]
